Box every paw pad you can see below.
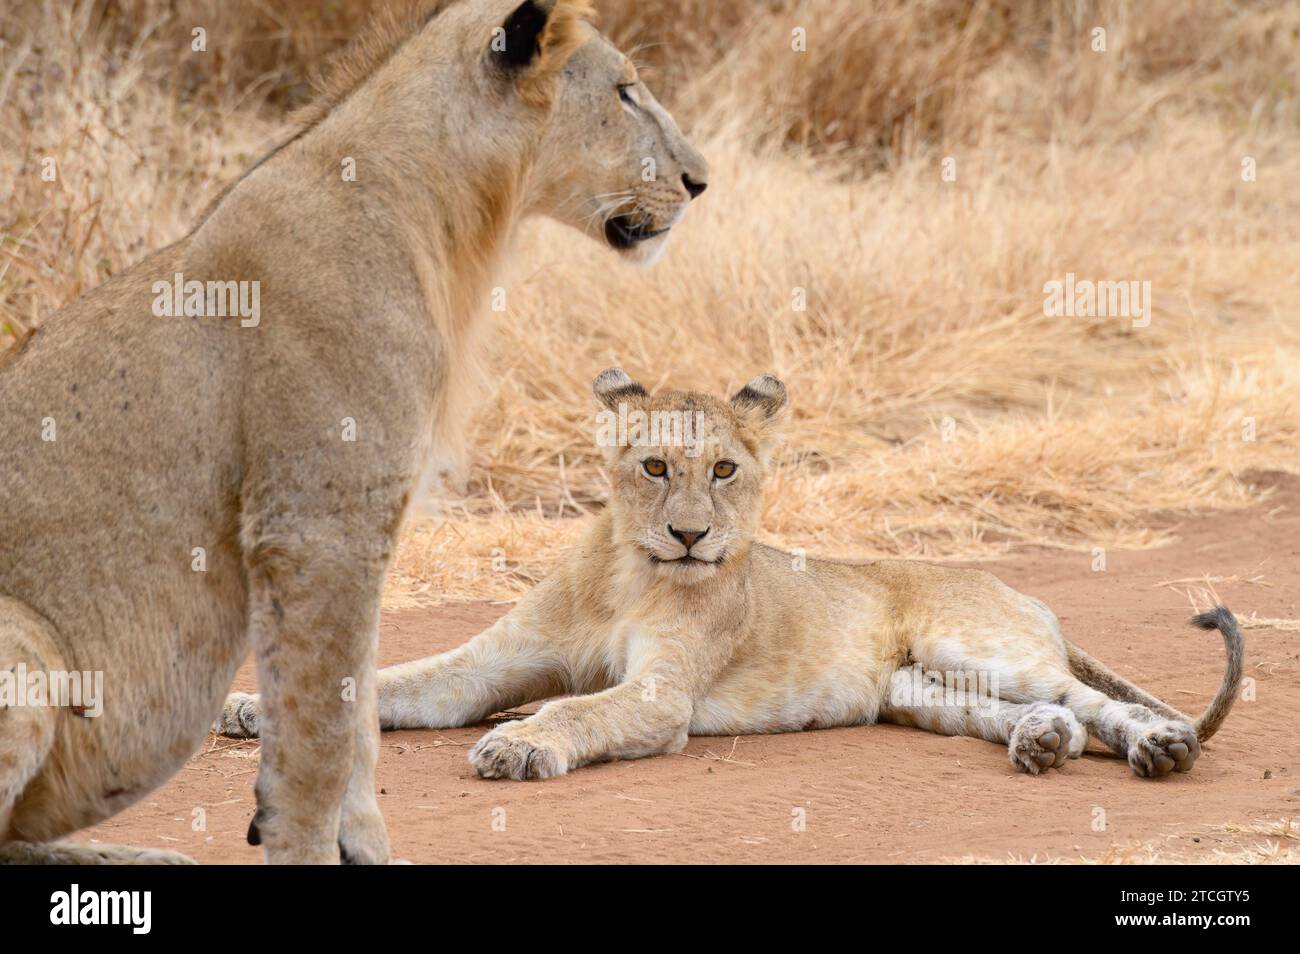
[1009,704,1083,775]
[1129,721,1200,777]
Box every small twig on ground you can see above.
[678,736,756,766]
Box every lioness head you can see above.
[385,0,707,264]
[593,369,788,582]
[527,4,710,264]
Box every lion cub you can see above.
[222,370,1243,780]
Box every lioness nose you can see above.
[682,173,707,199]
[668,525,709,550]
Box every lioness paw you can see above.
[215,691,261,738]
[338,808,391,865]
[469,722,569,780]
[1128,720,1199,777]
[1009,703,1083,774]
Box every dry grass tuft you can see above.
[949,819,1300,865]
[3,0,1298,603]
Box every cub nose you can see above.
[682,173,707,199]
[668,525,709,550]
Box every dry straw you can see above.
[4,1,1298,604]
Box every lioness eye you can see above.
[643,458,667,478]
[618,84,635,105]
[713,460,736,480]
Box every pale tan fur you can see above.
[0,0,707,864]
[221,372,1244,782]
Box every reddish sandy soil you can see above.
[87,476,1300,864]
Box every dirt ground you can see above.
[86,476,1300,864]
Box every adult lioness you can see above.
[0,1,707,863]
[222,370,1244,781]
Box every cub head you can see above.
[464,0,709,263]
[593,369,788,583]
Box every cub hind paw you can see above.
[1128,720,1199,777]
[1009,703,1084,774]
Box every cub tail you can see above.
[1066,605,1244,742]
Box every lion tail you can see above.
[1066,605,1244,742]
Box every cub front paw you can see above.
[215,691,261,738]
[1128,720,1200,777]
[469,722,569,780]
[1009,703,1084,774]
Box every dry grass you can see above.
[1156,575,1300,632]
[949,818,1300,865]
[3,0,1299,604]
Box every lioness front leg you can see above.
[337,652,389,865]
[220,598,388,863]
[242,516,390,864]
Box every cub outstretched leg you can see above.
[469,674,691,780]
[917,606,1242,778]
[1055,684,1200,777]
[218,616,572,738]
[469,626,724,781]
[379,618,571,730]
[878,665,1085,774]
[911,647,1201,778]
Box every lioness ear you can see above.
[493,0,551,70]
[592,367,648,412]
[491,0,591,87]
[730,374,788,456]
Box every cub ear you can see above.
[730,373,788,419]
[490,0,591,80]
[730,373,788,454]
[592,367,648,412]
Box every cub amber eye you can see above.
[643,458,667,478]
[713,460,737,480]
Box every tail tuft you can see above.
[1191,605,1236,632]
